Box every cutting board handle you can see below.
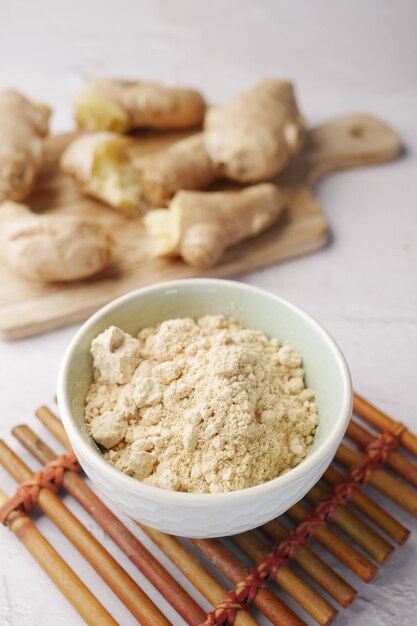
[307,114,401,181]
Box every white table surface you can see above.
[0,1,416,624]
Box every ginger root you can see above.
[136,80,304,201]
[204,80,304,183]
[137,133,218,206]
[0,90,51,203]
[61,132,146,215]
[0,202,112,282]
[144,183,284,268]
[75,79,206,133]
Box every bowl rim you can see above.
[58,277,352,506]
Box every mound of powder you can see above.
[84,315,319,493]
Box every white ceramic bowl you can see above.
[58,278,352,538]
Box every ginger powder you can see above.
[85,315,318,493]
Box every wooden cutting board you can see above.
[0,114,400,340]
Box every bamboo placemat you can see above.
[0,393,416,626]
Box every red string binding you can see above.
[202,423,405,626]
[0,451,81,525]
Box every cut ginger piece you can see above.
[144,183,285,269]
[61,132,146,215]
[74,78,205,133]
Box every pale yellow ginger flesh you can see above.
[61,132,146,215]
[75,95,130,133]
[144,183,285,268]
[92,142,144,211]
[0,90,51,203]
[75,78,206,133]
[144,202,182,256]
[0,202,112,282]
[204,79,304,183]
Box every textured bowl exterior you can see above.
[58,278,352,538]
[72,437,337,537]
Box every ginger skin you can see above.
[0,90,50,203]
[71,80,302,207]
[0,202,112,282]
[144,183,284,269]
[204,80,304,183]
[135,80,304,204]
[61,132,147,215]
[137,133,219,206]
[75,79,206,133]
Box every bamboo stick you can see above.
[12,425,207,626]
[232,532,337,625]
[336,443,417,517]
[353,393,417,456]
[284,504,378,582]
[306,484,393,563]
[0,488,117,626]
[260,518,356,607]
[0,440,171,626]
[139,524,260,626]
[347,419,417,489]
[192,538,306,626]
[38,407,304,624]
[35,405,308,624]
[36,406,72,449]
[323,465,410,544]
